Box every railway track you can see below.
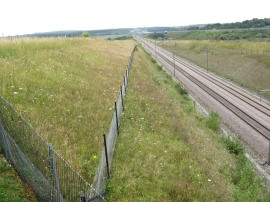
[136,36,270,140]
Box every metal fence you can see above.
[90,46,137,200]
[0,94,104,201]
[0,45,137,202]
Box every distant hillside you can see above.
[10,18,270,39]
[21,28,132,38]
[202,18,270,30]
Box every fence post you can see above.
[49,144,63,202]
[126,70,128,84]
[103,134,110,178]
[80,194,86,202]
[115,102,119,136]
[123,75,126,93]
[268,140,270,166]
[120,86,124,111]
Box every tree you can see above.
[82,32,90,37]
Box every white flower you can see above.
[13,92,18,95]
[208,179,211,182]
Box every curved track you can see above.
[136,36,270,140]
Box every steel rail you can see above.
[138,36,270,140]
[155,44,270,116]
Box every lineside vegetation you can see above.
[108,46,269,201]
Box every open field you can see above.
[0,37,135,182]
[108,46,269,201]
[155,39,270,100]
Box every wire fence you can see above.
[89,46,137,200]
[0,94,104,201]
[0,45,137,201]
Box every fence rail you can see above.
[0,45,137,201]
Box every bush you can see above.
[175,84,188,96]
[82,32,90,37]
[223,137,243,155]
[206,112,220,132]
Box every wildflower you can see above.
[208,179,211,182]
[93,155,97,159]
[13,92,18,95]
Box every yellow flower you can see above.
[93,155,97,159]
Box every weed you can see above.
[175,83,188,96]
[206,112,220,132]
[151,57,157,64]
[221,136,269,201]
[157,64,162,71]
[222,136,243,155]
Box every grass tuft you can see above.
[175,83,188,96]
[206,112,220,132]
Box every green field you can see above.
[108,46,269,201]
[154,39,270,99]
[0,37,135,183]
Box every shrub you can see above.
[206,112,220,132]
[82,32,90,37]
[175,83,188,95]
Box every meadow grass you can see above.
[157,39,270,99]
[0,151,37,201]
[0,37,135,182]
[107,46,269,201]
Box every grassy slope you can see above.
[157,39,270,99]
[0,38,135,181]
[108,46,269,201]
[0,152,36,202]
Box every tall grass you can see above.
[0,152,37,201]
[0,37,135,181]
[107,46,269,201]
[158,39,270,99]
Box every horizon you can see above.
[3,18,269,37]
[1,0,269,36]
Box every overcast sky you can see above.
[1,0,269,36]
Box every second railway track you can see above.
[137,36,270,140]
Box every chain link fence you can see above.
[0,94,104,201]
[0,45,137,202]
[90,46,137,200]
